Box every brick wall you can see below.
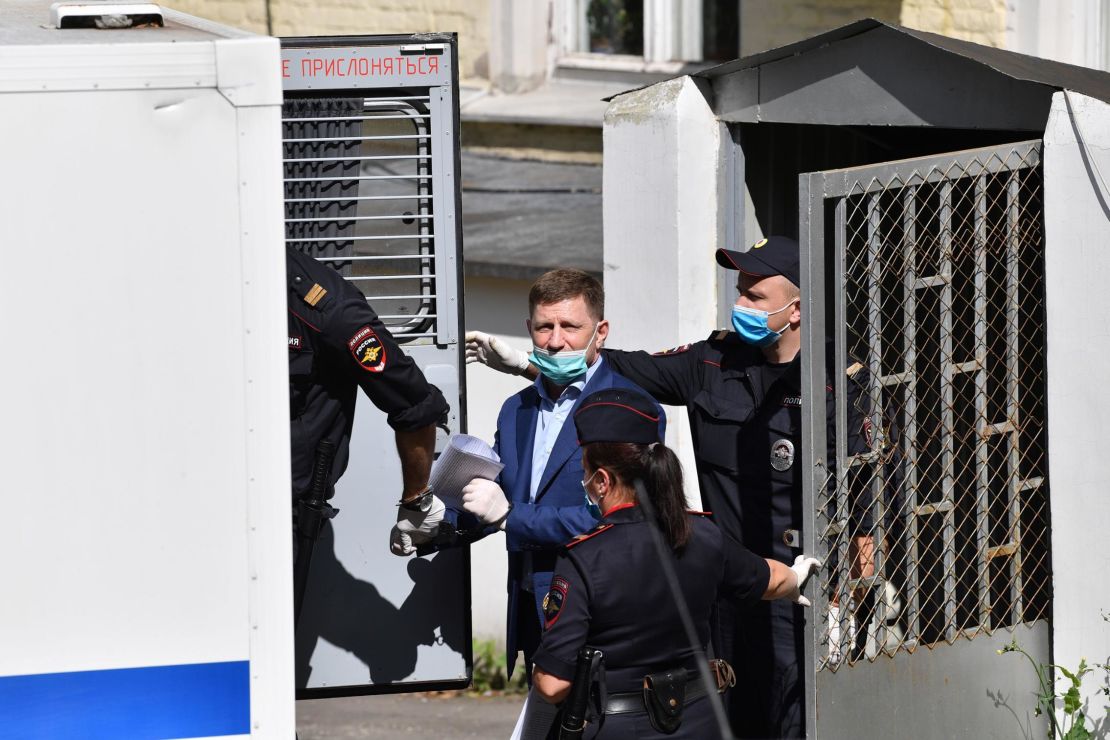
[739,0,902,55]
[901,0,1007,47]
[168,0,491,82]
[739,0,1008,55]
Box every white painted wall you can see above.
[602,75,723,507]
[461,276,533,643]
[1007,0,1108,71]
[1043,89,1110,729]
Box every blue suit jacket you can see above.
[494,359,665,671]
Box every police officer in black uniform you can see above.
[531,388,819,738]
[467,236,873,738]
[286,246,450,573]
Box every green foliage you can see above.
[999,615,1110,740]
[470,638,527,695]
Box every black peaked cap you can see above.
[575,388,662,445]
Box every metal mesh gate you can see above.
[800,141,1051,683]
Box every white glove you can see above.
[827,603,858,665]
[787,554,821,607]
[461,478,511,528]
[465,330,530,376]
[390,493,446,556]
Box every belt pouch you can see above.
[642,669,687,734]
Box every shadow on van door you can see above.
[295,522,466,688]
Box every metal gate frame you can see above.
[798,140,1051,738]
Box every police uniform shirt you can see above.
[602,334,871,564]
[532,505,770,691]
[286,246,448,497]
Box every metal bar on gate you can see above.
[284,214,433,223]
[346,293,438,301]
[902,185,921,646]
[282,114,432,123]
[834,197,851,668]
[312,255,431,262]
[939,180,957,642]
[798,172,826,739]
[1006,170,1025,623]
[284,175,432,182]
[285,195,432,203]
[821,143,1042,196]
[865,193,888,616]
[283,155,432,163]
[974,174,991,630]
[283,134,432,143]
[334,273,434,280]
[286,234,435,242]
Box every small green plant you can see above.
[470,638,527,694]
[999,614,1110,740]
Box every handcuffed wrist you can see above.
[399,486,434,511]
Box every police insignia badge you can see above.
[753,237,769,249]
[770,438,795,471]
[544,576,570,628]
[348,326,387,373]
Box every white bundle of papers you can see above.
[429,434,504,507]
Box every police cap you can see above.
[715,235,800,288]
[574,389,661,445]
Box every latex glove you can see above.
[461,478,511,528]
[390,493,446,556]
[788,554,822,607]
[827,603,858,665]
[465,330,530,376]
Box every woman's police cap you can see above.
[715,235,800,288]
[574,389,661,445]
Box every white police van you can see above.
[0,2,469,736]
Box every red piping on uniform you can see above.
[574,401,659,422]
[603,501,637,518]
[702,360,721,368]
[288,307,322,333]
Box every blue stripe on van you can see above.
[0,660,250,739]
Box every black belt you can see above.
[604,669,709,716]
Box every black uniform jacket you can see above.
[286,247,448,498]
[532,505,770,692]
[603,334,871,564]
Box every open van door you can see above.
[280,34,470,697]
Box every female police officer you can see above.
[530,388,818,738]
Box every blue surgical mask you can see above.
[581,470,603,520]
[731,299,797,348]
[530,323,599,386]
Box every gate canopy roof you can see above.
[628,19,1110,131]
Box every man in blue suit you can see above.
[459,269,665,679]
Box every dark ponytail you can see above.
[583,441,691,552]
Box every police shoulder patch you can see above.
[565,523,613,549]
[653,343,692,357]
[543,576,571,628]
[348,325,387,373]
